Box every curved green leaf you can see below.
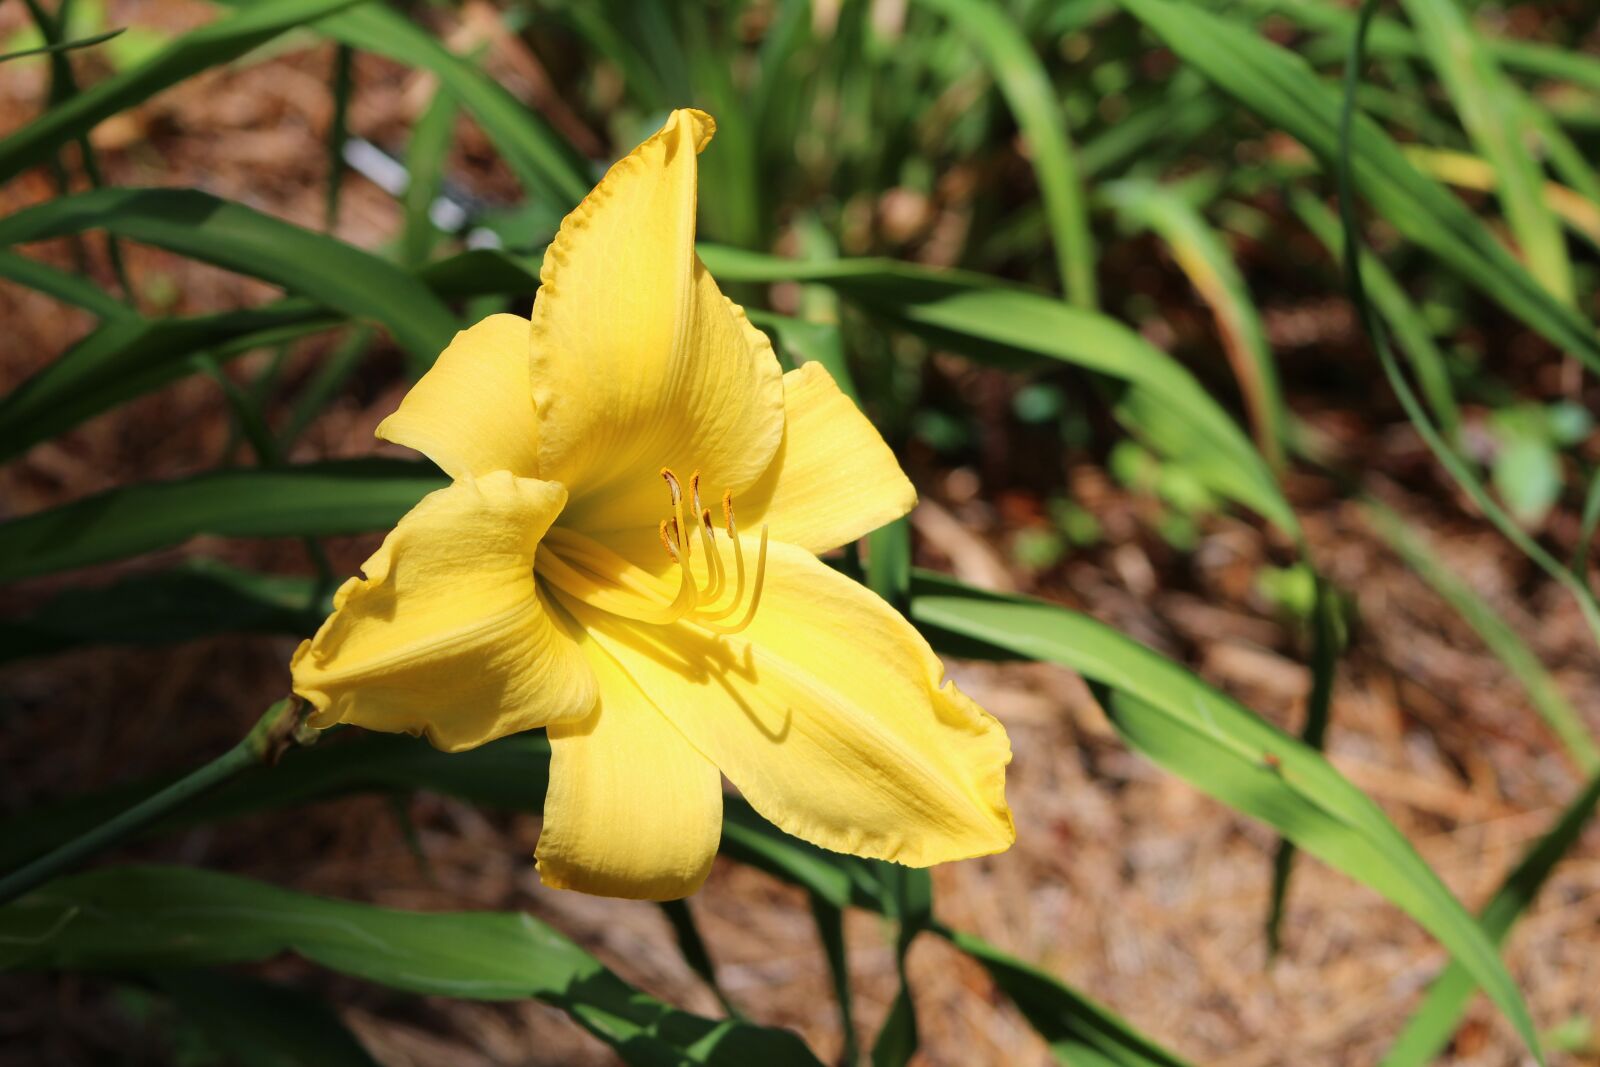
[913,0,1095,307]
[1102,178,1286,469]
[242,0,593,207]
[907,571,1545,1065]
[0,300,336,461]
[0,459,445,584]
[702,246,1298,538]
[0,188,458,367]
[1117,0,1600,377]
[1380,770,1600,1066]
[0,865,823,1066]
[0,0,363,185]
[1,731,1200,1067]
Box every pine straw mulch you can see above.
[2,3,1598,1065]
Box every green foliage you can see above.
[4,0,1600,1061]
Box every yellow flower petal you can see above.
[740,361,918,554]
[291,472,595,752]
[376,314,540,480]
[530,108,784,534]
[538,639,723,900]
[572,541,1013,867]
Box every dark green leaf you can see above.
[0,866,823,1066]
[0,188,458,366]
[0,459,445,585]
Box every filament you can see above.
[538,468,768,634]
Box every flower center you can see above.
[537,468,768,634]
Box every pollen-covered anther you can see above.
[650,474,767,634]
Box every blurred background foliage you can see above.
[2,0,1600,1064]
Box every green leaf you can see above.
[1116,0,1600,378]
[3,731,1194,1067]
[1396,0,1572,303]
[0,459,445,585]
[913,0,1095,307]
[0,557,322,663]
[0,188,458,367]
[0,300,336,462]
[935,925,1196,1067]
[250,1,593,207]
[0,249,133,319]
[400,85,460,269]
[1288,190,1461,436]
[149,969,381,1067]
[0,866,824,1066]
[0,248,535,460]
[1380,770,1600,1066]
[907,571,1546,1065]
[0,27,124,64]
[1364,502,1600,773]
[701,246,1298,538]
[0,0,364,185]
[659,899,741,1020]
[1102,178,1286,469]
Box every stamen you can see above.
[539,545,697,625]
[661,468,689,559]
[696,508,725,605]
[696,525,770,635]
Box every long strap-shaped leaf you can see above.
[1101,178,1287,470]
[0,188,459,368]
[1395,0,1571,304]
[912,0,1096,308]
[1378,770,1600,1065]
[1,732,1197,1067]
[701,245,1299,540]
[1115,0,1600,378]
[0,248,539,460]
[905,572,1546,1065]
[0,0,367,186]
[0,459,447,584]
[223,0,595,208]
[0,865,823,1067]
[0,301,337,462]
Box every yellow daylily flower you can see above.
[291,109,1014,900]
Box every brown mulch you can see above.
[2,4,1599,1065]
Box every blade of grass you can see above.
[0,187,459,371]
[914,0,1096,307]
[1364,500,1600,773]
[0,249,133,319]
[400,85,460,269]
[0,866,824,1066]
[0,0,367,186]
[808,896,860,1067]
[0,459,446,584]
[659,899,742,1020]
[0,27,124,63]
[324,43,354,231]
[1396,0,1572,303]
[0,300,339,461]
[3,728,1193,1067]
[1115,0,1600,378]
[1102,178,1287,469]
[0,558,322,663]
[1379,770,1600,1066]
[1288,190,1461,436]
[908,571,1547,1065]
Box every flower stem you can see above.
[0,699,306,907]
